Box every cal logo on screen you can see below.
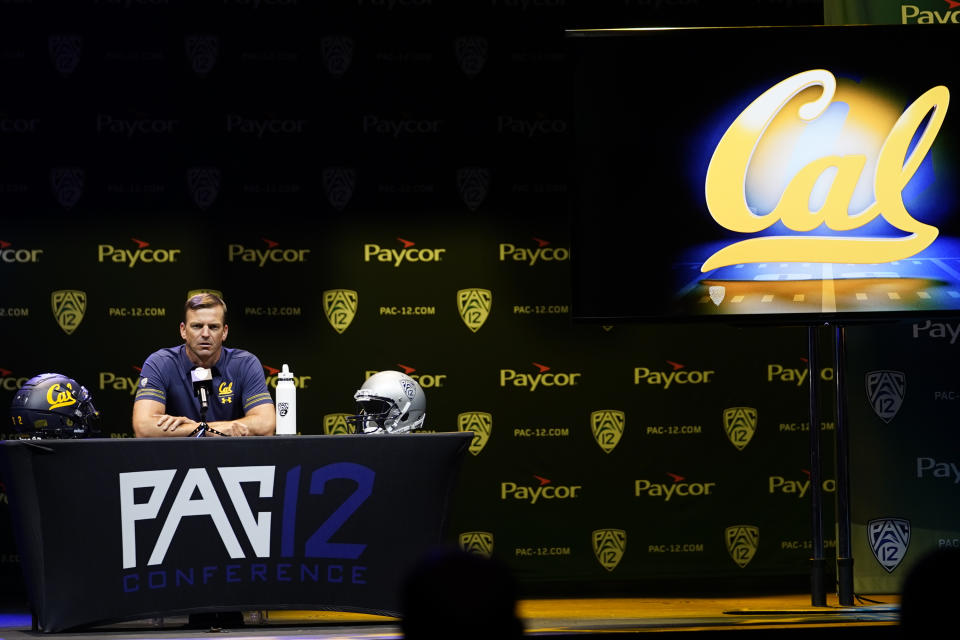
[868,517,910,573]
[703,69,949,270]
[118,463,374,592]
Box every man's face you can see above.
[180,306,228,366]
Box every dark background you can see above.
[2,0,955,605]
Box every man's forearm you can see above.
[210,403,276,436]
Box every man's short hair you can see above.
[184,293,227,322]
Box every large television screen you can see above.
[569,25,959,323]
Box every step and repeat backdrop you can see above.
[0,0,956,599]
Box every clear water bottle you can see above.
[275,363,297,435]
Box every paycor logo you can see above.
[0,368,30,392]
[901,3,960,23]
[500,362,580,390]
[363,238,445,266]
[500,475,581,504]
[98,238,181,267]
[228,238,310,266]
[634,473,715,501]
[634,361,714,388]
[0,241,43,263]
[498,236,569,266]
[99,368,141,396]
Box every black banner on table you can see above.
[0,433,471,633]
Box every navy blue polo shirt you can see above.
[134,345,273,422]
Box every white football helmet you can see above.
[347,370,426,434]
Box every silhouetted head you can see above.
[400,547,523,640]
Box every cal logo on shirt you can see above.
[218,381,234,404]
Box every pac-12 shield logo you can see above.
[48,35,82,75]
[50,167,84,209]
[725,525,759,568]
[458,531,494,557]
[865,371,906,424]
[323,413,352,435]
[184,35,219,76]
[723,407,757,451]
[590,410,624,454]
[187,167,221,210]
[868,517,910,573]
[457,167,489,212]
[320,36,353,77]
[457,288,492,332]
[457,412,492,456]
[322,167,356,211]
[51,290,87,335]
[454,36,487,78]
[323,289,358,334]
[592,529,626,572]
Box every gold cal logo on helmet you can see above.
[323,413,352,435]
[723,407,757,451]
[458,411,492,455]
[725,525,759,568]
[46,382,77,410]
[590,410,624,454]
[323,289,357,334]
[592,528,626,572]
[51,290,87,335]
[457,288,491,333]
[458,531,494,557]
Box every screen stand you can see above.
[807,322,854,607]
[807,324,827,606]
[832,324,854,606]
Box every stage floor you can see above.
[0,594,900,638]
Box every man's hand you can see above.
[154,414,197,433]
[207,421,250,437]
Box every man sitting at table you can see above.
[132,292,275,437]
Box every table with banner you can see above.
[0,432,472,633]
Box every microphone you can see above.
[191,367,214,414]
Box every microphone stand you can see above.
[193,385,210,438]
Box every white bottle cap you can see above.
[279,363,293,380]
